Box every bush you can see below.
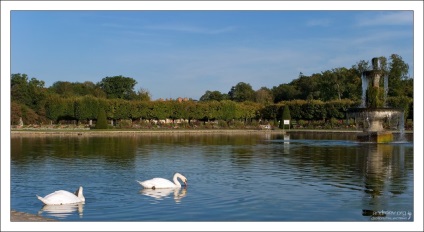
[94,108,108,129]
[279,105,291,129]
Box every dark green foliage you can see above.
[366,86,383,108]
[97,75,137,100]
[199,90,227,101]
[95,108,108,129]
[50,81,106,98]
[11,73,47,116]
[279,105,291,129]
[387,96,413,119]
[255,87,273,105]
[282,105,291,120]
[228,82,255,102]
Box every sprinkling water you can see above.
[361,72,369,108]
[384,74,389,107]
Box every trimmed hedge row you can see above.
[43,96,373,124]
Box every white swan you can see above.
[36,186,85,205]
[137,173,187,189]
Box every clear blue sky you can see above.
[11,10,413,100]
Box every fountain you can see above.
[347,57,404,143]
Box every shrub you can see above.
[94,108,108,129]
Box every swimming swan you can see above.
[36,186,85,205]
[137,173,187,189]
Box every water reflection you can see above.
[361,143,413,221]
[282,134,291,155]
[11,133,413,221]
[140,187,187,203]
[38,203,84,219]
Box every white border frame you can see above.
[2,1,423,231]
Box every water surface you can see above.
[10,132,414,222]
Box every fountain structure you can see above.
[347,57,404,143]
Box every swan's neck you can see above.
[75,187,85,201]
[173,174,182,187]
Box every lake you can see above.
[10,131,414,223]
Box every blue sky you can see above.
[11,10,414,100]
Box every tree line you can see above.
[11,54,413,128]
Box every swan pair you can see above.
[36,173,187,205]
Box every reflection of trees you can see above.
[266,140,411,198]
[230,147,254,166]
[287,131,358,141]
[11,136,140,169]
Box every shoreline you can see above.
[10,210,57,222]
[10,128,290,136]
[10,128,413,136]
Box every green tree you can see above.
[50,81,106,98]
[135,88,151,101]
[290,74,319,100]
[11,73,31,106]
[219,100,237,122]
[199,90,226,101]
[11,73,46,112]
[94,108,108,129]
[388,54,410,97]
[228,82,255,102]
[279,105,291,129]
[271,83,299,102]
[97,75,137,100]
[74,95,100,122]
[255,87,273,105]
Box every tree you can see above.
[255,87,273,105]
[11,73,47,116]
[228,82,255,102]
[11,73,31,106]
[279,105,291,129]
[199,90,226,101]
[290,74,319,100]
[136,88,151,101]
[94,108,108,129]
[271,84,299,102]
[50,81,106,98]
[387,54,410,97]
[50,81,74,97]
[97,75,137,100]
